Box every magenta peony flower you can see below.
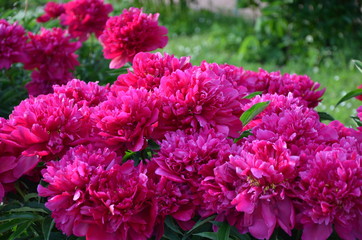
[99,7,168,69]
[53,79,110,107]
[295,137,362,240]
[0,93,91,162]
[154,66,243,138]
[60,0,113,41]
[24,27,81,96]
[358,106,362,132]
[112,52,192,92]
[37,2,65,23]
[38,145,157,240]
[238,69,325,108]
[91,87,159,152]
[0,19,29,69]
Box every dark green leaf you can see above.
[0,219,28,234]
[165,216,183,235]
[9,207,48,214]
[335,89,362,107]
[351,116,362,127]
[239,101,270,126]
[0,213,42,222]
[242,91,263,99]
[234,130,253,143]
[318,112,335,121]
[8,221,32,240]
[230,226,252,240]
[217,222,231,240]
[186,215,216,235]
[194,232,218,240]
[42,217,54,240]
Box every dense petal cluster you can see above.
[0,19,28,69]
[60,0,113,41]
[99,7,168,69]
[154,66,244,138]
[91,88,159,151]
[36,2,65,23]
[295,137,362,240]
[0,93,91,162]
[112,52,192,92]
[24,28,81,96]
[38,145,157,240]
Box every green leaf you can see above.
[239,101,270,126]
[164,216,183,235]
[318,112,335,121]
[335,89,362,107]
[351,116,362,127]
[24,193,40,202]
[230,226,252,240]
[42,217,54,240]
[242,91,263,99]
[217,222,231,240]
[0,213,42,222]
[8,221,32,240]
[352,59,362,73]
[194,232,218,240]
[122,150,136,162]
[234,130,253,143]
[9,207,48,214]
[186,215,216,235]
[0,219,28,234]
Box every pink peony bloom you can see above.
[0,19,29,69]
[53,79,110,107]
[358,106,362,132]
[295,137,362,240]
[60,0,113,41]
[230,139,298,239]
[91,88,159,152]
[154,66,243,138]
[238,69,325,108]
[112,52,192,92]
[37,2,65,23]
[24,27,81,96]
[99,8,168,69]
[38,145,157,240]
[0,93,91,162]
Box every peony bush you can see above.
[0,1,362,240]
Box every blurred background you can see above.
[0,0,361,124]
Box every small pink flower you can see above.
[99,8,168,69]
[37,2,65,23]
[60,0,113,41]
[112,52,191,92]
[38,145,157,240]
[92,88,159,152]
[230,139,297,239]
[295,137,362,240]
[0,19,29,69]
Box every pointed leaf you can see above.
[352,59,362,73]
[318,112,335,121]
[8,221,32,240]
[165,216,183,235]
[194,232,218,240]
[217,222,231,240]
[234,130,253,143]
[335,89,362,107]
[243,91,263,99]
[42,217,54,240]
[239,101,270,126]
[186,215,216,234]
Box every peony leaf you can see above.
[352,59,362,73]
[9,207,48,214]
[318,112,335,121]
[8,220,32,240]
[217,222,231,240]
[242,91,263,99]
[194,232,218,240]
[186,215,216,235]
[42,217,55,240]
[239,101,270,126]
[234,130,253,143]
[0,219,29,234]
[165,216,183,235]
[351,116,362,127]
[335,89,362,107]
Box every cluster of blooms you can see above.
[0,51,361,240]
[37,0,113,41]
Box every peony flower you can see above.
[238,69,325,108]
[154,66,243,138]
[24,27,81,96]
[38,145,157,240]
[0,19,29,69]
[230,139,298,239]
[37,2,65,23]
[295,137,362,240]
[0,93,91,162]
[53,79,110,107]
[356,84,362,101]
[91,87,159,152]
[60,0,113,41]
[112,52,192,92]
[99,7,168,69]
